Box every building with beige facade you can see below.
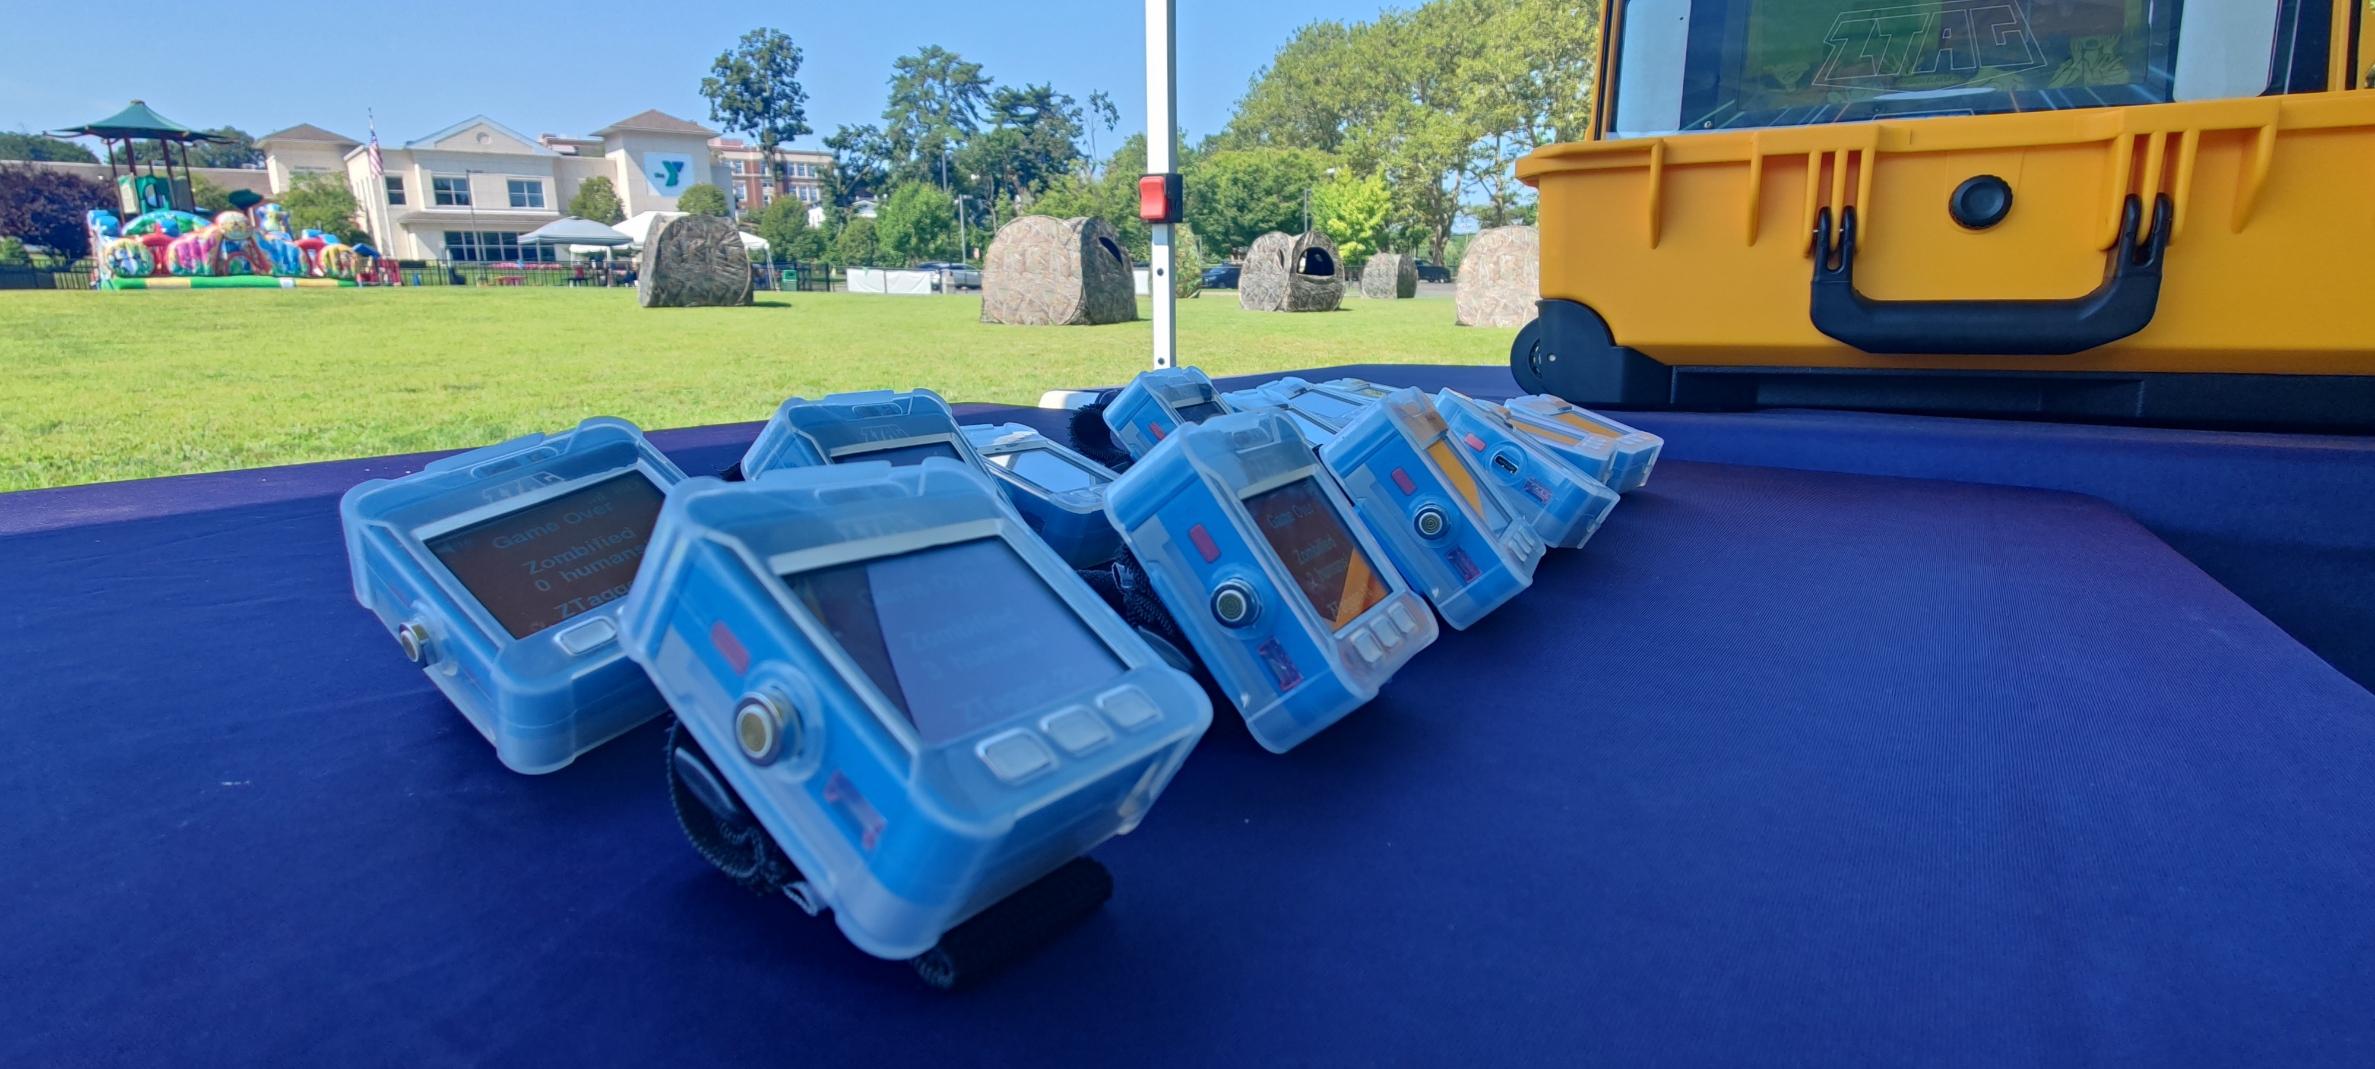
[254,109,737,261]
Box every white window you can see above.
[384,176,407,206]
[443,230,552,263]
[431,175,471,207]
[506,179,545,209]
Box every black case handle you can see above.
[1810,194,2170,356]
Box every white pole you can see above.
[1145,0,1178,370]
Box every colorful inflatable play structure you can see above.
[52,100,384,290]
[85,202,380,290]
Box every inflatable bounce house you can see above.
[54,101,383,290]
[85,202,377,290]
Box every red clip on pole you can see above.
[1138,174,1183,224]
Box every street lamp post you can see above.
[954,194,970,268]
[463,168,484,266]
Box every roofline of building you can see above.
[401,115,559,155]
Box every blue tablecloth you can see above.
[4,371,2372,1065]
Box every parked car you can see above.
[1200,263,1241,289]
[915,261,982,290]
[1414,258,1452,283]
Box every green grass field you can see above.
[0,288,1510,492]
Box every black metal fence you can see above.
[0,258,846,292]
[0,258,94,291]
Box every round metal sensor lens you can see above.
[734,695,784,762]
[1211,581,1257,627]
[1414,505,1449,539]
[396,622,431,664]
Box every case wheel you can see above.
[1510,299,1676,407]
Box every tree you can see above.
[1084,90,1120,174]
[874,181,956,265]
[1214,0,1599,260]
[189,173,235,215]
[676,183,730,217]
[1311,171,1392,267]
[882,46,992,187]
[1186,147,1335,256]
[0,162,112,256]
[701,28,812,194]
[962,83,1084,207]
[754,196,826,261]
[0,133,97,163]
[567,175,624,224]
[186,127,262,169]
[822,124,891,206]
[829,214,881,267]
[787,213,829,261]
[280,173,369,244]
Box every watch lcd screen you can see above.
[1170,400,1229,425]
[425,471,667,638]
[1243,477,1391,631]
[784,538,1125,746]
[990,449,1107,494]
[1283,390,1365,427]
[841,440,963,467]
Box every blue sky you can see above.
[1,0,1388,153]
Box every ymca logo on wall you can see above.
[643,153,695,197]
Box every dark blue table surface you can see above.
[4,370,2372,1065]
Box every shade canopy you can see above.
[616,210,766,253]
[51,100,232,142]
[518,217,632,247]
[613,210,681,245]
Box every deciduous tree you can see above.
[0,133,97,163]
[822,124,891,206]
[1185,147,1334,256]
[0,162,114,256]
[1312,171,1392,267]
[280,173,369,245]
[567,175,625,224]
[882,46,991,188]
[676,183,730,217]
[701,28,813,194]
[186,127,262,169]
[829,214,881,266]
[874,181,957,265]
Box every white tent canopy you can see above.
[617,210,768,255]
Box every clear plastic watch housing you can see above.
[340,417,687,773]
[616,461,1211,960]
[1314,377,1400,402]
[1219,387,1342,447]
[1101,366,1236,460]
[1431,389,1621,549]
[1104,410,1437,753]
[1234,376,1376,435]
[741,388,991,478]
[960,422,1125,568]
[1498,394,1664,493]
[1320,389,1546,629]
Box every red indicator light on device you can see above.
[1391,468,1416,494]
[1149,421,1167,441]
[1189,523,1221,562]
[709,620,750,674]
[1462,433,1487,451]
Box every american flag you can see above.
[366,111,384,177]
